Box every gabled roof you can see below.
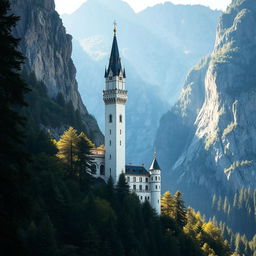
[125,165,150,176]
[149,158,161,171]
[105,34,125,78]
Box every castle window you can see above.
[133,177,136,182]
[110,129,111,135]
[120,140,121,146]
[141,196,143,200]
[119,115,122,123]
[155,176,157,181]
[146,178,148,182]
[133,185,136,190]
[91,164,96,175]
[139,177,142,182]
[109,140,111,146]
[120,129,122,135]
[139,185,142,191]
[100,165,105,176]
[109,114,112,123]
[145,185,148,191]
[109,154,111,160]
[155,185,157,189]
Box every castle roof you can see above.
[125,165,150,176]
[149,158,161,170]
[105,33,125,78]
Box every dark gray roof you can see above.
[149,158,161,170]
[125,165,150,176]
[105,34,125,78]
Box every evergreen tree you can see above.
[173,191,187,228]
[56,127,79,174]
[0,1,29,254]
[116,173,130,201]
[161,191,174,217]
[76,132,94,174]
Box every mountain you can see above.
[61,0,221,165]
[155,0,256,208]
[10,0,103,145]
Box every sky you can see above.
[55,0,232,14]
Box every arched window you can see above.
[100,165,105,176]
[91,164,96,175]
[119,115,122,123]
[109,114,112,123]
[145,185,148,191]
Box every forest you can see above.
[0,0,251,255]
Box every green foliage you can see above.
[210,187,256,255]
[0,1,29,254]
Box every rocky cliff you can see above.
[10,0,103,145]
[156,0,256,204]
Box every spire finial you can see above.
[154,152,157,159]
[113,20,117,35]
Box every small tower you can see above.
[103,22,128,183]
[149,153,161,214]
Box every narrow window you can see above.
[139,177,142,182]
[120,140,121,146]
[119,115,122,123]
[109,140,111,146]
[139,185,142,191]
[140,196,143,200]
[155,176,157,181]
[145,185,148,191]
[133,185,136,190]
[109,114,112,123]
[109,129,111,135]
[133,177,136,182]
[120,129,122,135]
[155,185,157,189]
[146,178,148,182]
[100,165,105,176]
[109,154,111,160]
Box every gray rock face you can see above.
[10,0,103,145]
[156,0,256,197]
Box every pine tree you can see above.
[161,191,174,217]
[116,173,130,200]
[173,191,187,228]
[56,127,79,174]
[0,1,29,254]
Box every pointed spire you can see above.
[149,152,161,170]
[105,21,123,78]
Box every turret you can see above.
[149,153,161,214]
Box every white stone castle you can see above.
[90,24,161,214]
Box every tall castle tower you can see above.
[103,23,128,183]
[149,154,161,214]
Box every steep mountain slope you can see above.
[62,0,220,165]
[10,0,103,144]
[156,0,256,206]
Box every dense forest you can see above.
[209,188,256,255]
[0,1,243,255]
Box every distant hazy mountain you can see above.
[62,0,221,165]
[155,0,256,206]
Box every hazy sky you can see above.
[55,0,232,14]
